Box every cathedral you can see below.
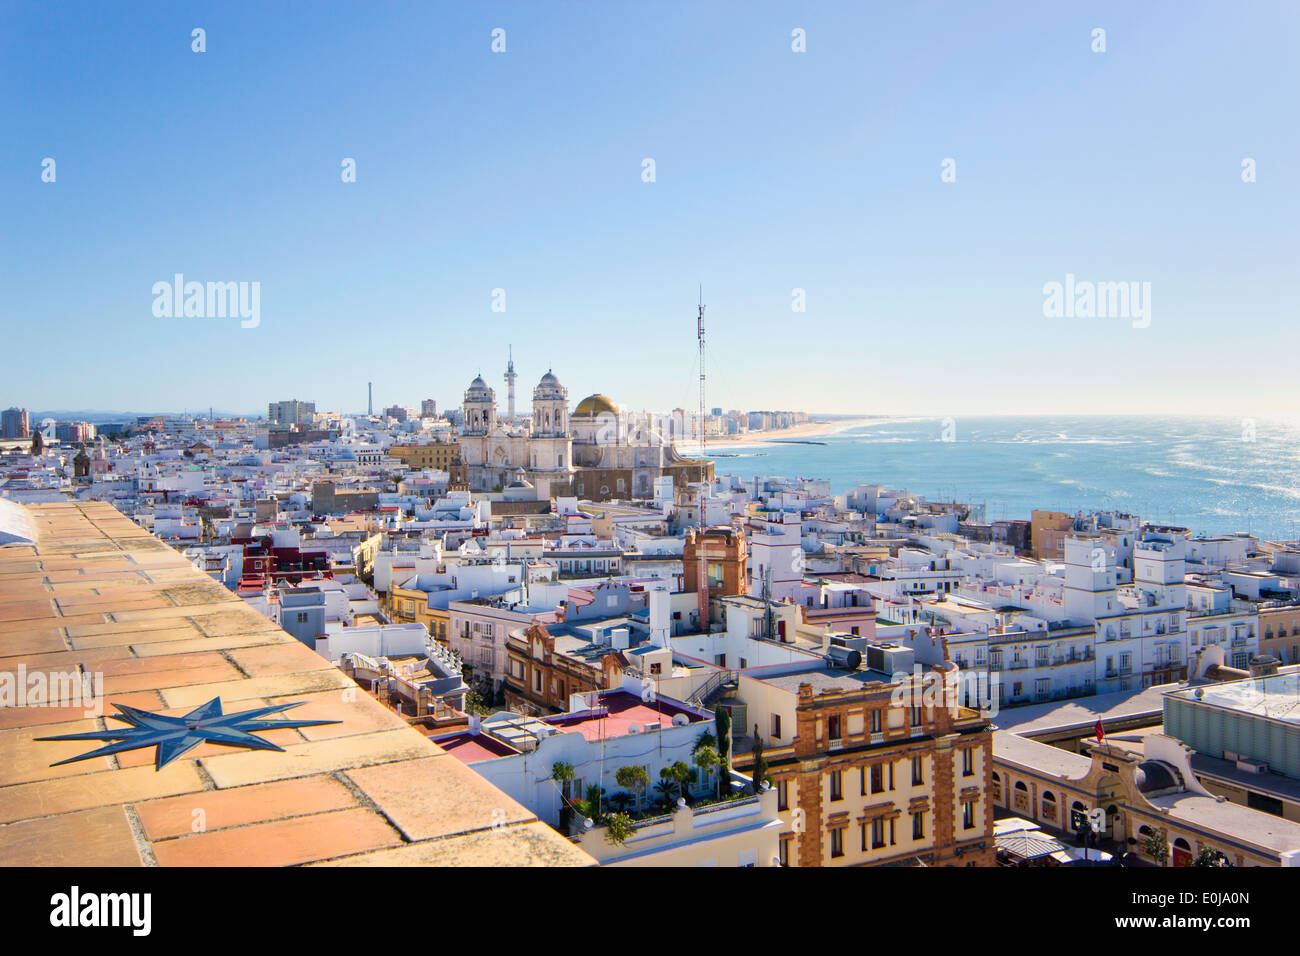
[458,369,713,501]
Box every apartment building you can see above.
[387,440,467,486]
[1,406,29,439]
[1260,601,1300,665]
[752,660,995,867]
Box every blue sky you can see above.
[2,1,1297,418]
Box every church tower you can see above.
[505,346,517,421]
[462,374,497,435]
[532,370,568,438]
[528,370,573,496]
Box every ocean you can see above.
[705,416,1300,543]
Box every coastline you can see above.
[691,416,886,451]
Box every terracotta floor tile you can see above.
[0,627,69,656]
[70,625,206,649]
[0,600,56,623]
[201,728,438,789]
[226,642,337,677]
[64,617,195,638]
[93,651,232,678]
[0,646,136,671]
[101,661,245,695]
[0,805,143,866]
[150,807,400,867]
[135,775,358,841]
[0,760,205,825]
[0,689,163,732]
[267,690,411,741]
[310,821,594,867]
[131,633,280,657]
[347,756,533,841]
[160,669,351,710]
[0,611,106,633]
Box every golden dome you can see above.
[573,394,619,417]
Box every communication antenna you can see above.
[696,286,709,632]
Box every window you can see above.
[771,713,781,738]
[830,827,844,859]
[912,811,925,840]
[962,800,976,830]
[870,710,882,734]
[779,837,790,867]
[871,818,886,849]
[962,747,974,777]
[295,612,308,623]
[829,770,843,801]
[870,763,884,794]
[776,779,788,812]
[911,756,923,786]
[911,706,922,727]
[828,715,842,741]
[1041,791,1057,822]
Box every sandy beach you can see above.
[696,417,887,450]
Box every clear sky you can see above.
[2,1,1297,419]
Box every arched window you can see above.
[991,772,1002,803]
[1012,780,1029,813]
[1041,790,1057,822]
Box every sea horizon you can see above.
[703,414,1300,543]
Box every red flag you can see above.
[1094,719,1104,744]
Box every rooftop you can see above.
[1167,673,1300,725]
[0,501,592,866]
[546,691,702,741]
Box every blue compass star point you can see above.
[37,697,341,769]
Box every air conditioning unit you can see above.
[1237,759,1269,774]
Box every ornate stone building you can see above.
[458,370,712,501]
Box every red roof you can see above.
[435,733,520,763]
[547,692,698,742]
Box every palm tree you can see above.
[656,761,692,806]
[653,771,677,808]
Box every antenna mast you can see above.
[696,287,709,632]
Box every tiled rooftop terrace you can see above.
[0,501,593,867]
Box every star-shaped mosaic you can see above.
[37,697,340,770]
